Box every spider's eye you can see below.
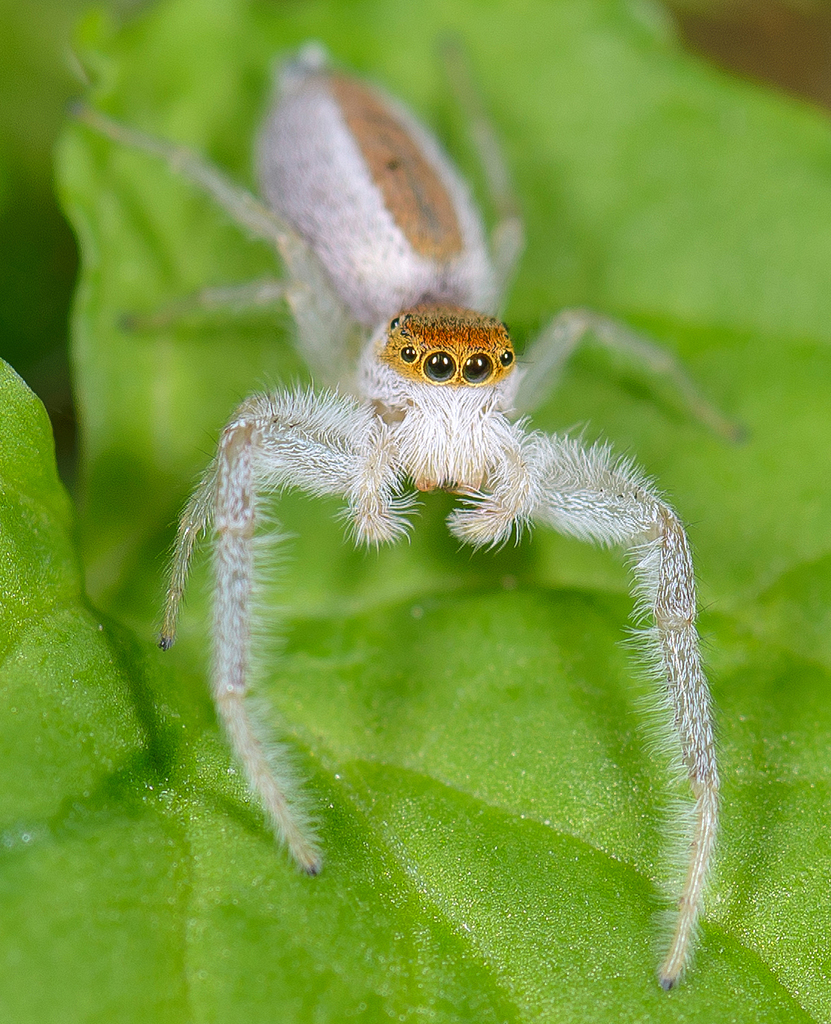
[389,316,400,331]
[400,346,417,363]
[499,350,514,367]
[462,353,493,383]
[423,351,456,382]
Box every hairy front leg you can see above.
[452,430,718,987]
[211,412,322,873]
[162,390,409,871]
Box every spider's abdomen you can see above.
[256,49,495,327]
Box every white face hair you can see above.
[77,42,730,990]
[359,306,520,495]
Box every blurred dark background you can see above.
[0,0,141,483]
[2,0,831,488]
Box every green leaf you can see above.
[0,361,187,1021]
[41,0,831,1019]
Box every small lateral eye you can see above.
[462,353,493,383]
[389,317,400,331]
[424,351,456,382]
[400,346,417,363]
[500,350,514,367]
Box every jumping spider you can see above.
[77,42,722,989]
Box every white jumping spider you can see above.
[78,42,724,988]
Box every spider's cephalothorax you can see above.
[79,42,721,989]
[363,305,519,493]
[377,307,515,389]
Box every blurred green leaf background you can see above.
[1,0,89,479]
[3,1,831,1022]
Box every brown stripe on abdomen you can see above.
[332,75,463,260]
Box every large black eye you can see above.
[400,346,417,363]
[462,353,493,383]
[424,351,456,382]
[389,317,400,331]
[500,350,514,367]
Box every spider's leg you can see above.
[440,39,524,306]
[72,104,291,248]
[73,104,359,386]
[451,431,718,988]
[210,406,321,873]
[514,307,741,442]
[160,463,217,649]
[167,389,408,872]
[123,278,288,333]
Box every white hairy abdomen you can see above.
[256,64,495,326]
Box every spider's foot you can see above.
[352,507,411,546]
[448,504,514,548]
